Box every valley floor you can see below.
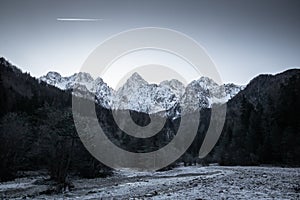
[0,165,299,199]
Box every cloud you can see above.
[56,18,104,22]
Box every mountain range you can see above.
[0,56,299,183]
[40,71,244,115]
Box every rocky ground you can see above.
[0,165,299,199]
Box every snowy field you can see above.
[0,165,299,199]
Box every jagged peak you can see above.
[159,79,185,97]
[186,77,220,92]
[224,83,245,89]
[224,83,236,87]
[196,76,218,85]
[39,69,245,114]
[121,72,148,89]
[160,79,184,87]
[129,72,147,82]
[71,72,93,80]
[94,77,105,84]
[45,71,62,78]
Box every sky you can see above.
[0,0,300,85]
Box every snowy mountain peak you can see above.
[160,79,185,99]
[121,72,148,89]
[40,71,63,88]
[39,71,244,115]
[131,72,145,81]
[45,71,62,79]
[94,77,105,84]
[70,72,94,83]
[189,77,219,90]
[224,83,245,99]
[160,79,185,89]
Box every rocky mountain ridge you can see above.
[40,71,244,114]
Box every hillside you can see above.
[0,57,299,187]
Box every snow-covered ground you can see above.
[0,165,299,199]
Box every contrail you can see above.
[57,18,104,22]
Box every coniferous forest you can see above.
[0,57,299,192]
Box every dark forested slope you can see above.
[208,69,300,166]
[0,58,111,184]
[0,57,299,185]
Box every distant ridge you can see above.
[40,70,244,115]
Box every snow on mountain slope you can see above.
[224,83,245,99]
[113,73,178,113]
[180,77,244,111]
[159,79,185,99]
[40,72,94,91]
[40,72,65,89]
[40,72,114,108]
[39,72,244,114]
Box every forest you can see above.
[0,57,299,193]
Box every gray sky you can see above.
[0,0,299,85]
